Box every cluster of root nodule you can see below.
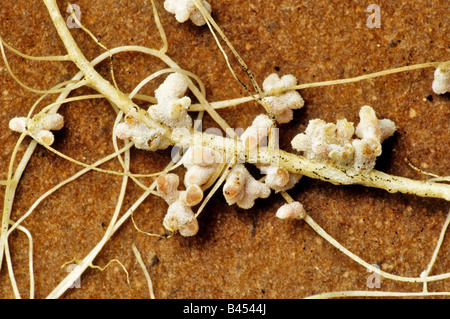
[9,113,64,146]
[130,71,397,237]
[291,105,396,174]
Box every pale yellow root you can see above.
[131,244,156,299]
